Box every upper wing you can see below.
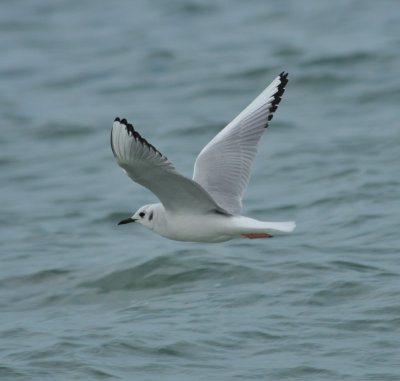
[111,118,228,214]
[193,72,289,215]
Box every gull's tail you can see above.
[234,216,296,238]
[263,221,296,233]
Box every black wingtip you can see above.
[126,123,134,136]
[279,71,289,80]
[112,116,167,159]
[264,72,289,128]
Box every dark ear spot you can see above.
[139,212,145,218]
[149,211,153,221]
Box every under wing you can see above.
[111,118,228,215]
[193,72,288,215]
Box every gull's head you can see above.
[118,204,156,230]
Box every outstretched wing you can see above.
[193,72,289,215]
[111,118,228,214]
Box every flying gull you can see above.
[111,72,295,242]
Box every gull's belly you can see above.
[158,214,237,243]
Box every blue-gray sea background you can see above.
[1,1,399,380]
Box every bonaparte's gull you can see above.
[111,72,295,242]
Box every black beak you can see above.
[118,217,137,225]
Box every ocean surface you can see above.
[1,0,399,379]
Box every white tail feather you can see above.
[235,216,296,234]
[263,221,296,233]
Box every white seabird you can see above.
[111,72,295,242]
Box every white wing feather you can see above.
[193,72,288,215]
[111,119,228,214]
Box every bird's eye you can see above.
[139,212,145,218]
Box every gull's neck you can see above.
[151,203,168,235]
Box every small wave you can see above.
[80,254,272,292]
[0,268,70,288]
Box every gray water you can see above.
[1,0,400,379]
